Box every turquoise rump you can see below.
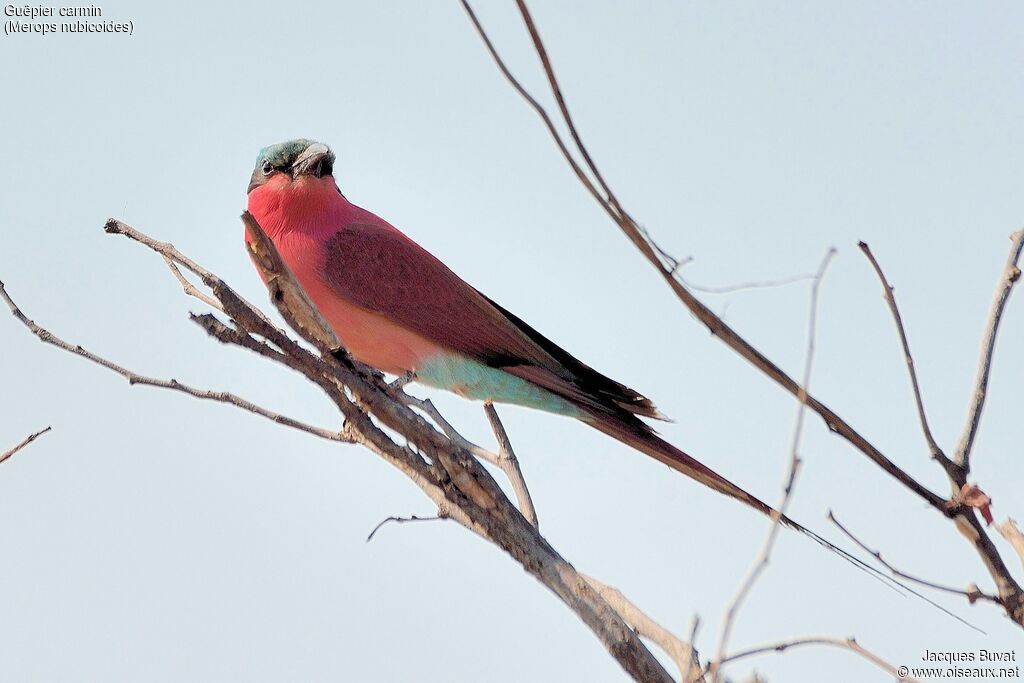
[416,354,583,417]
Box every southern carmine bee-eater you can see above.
[243,138,854,558]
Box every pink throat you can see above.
[247,174,353,240]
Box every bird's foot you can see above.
[389,371,417,390]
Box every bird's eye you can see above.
[261,160,273,175]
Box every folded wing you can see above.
[321,222,665,422]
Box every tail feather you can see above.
[584,412,923,588]
[584,412,778,518]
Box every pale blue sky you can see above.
[1,2,1022,681]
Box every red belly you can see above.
[265,231,443,375]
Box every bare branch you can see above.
[956,229,1024,472]
[513,0,621,208]
[582,574,702,682]
[398,392,497,461]
[858,242,958,479]
[997,519,1024,574]
[103,218,277,330]
[681,272,817,295]
[0,426,52,466]
[716,636,922,683]
[828,511,1001,607]
[459,0,609,218]
[711,249,835,679]
[163,256,224,312]
[484,402,538,528]
[0,281,349,444]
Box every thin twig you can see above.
[162,256,224,312]
[582,574,702,682]
[484,402,538,528]
[0,281,349,444]
[681,272,817,295]
[104,218,276,330]
[716,636,922,683]
[398,392,501,464]
[460,0,619,227]
[955,229,1024,472]
[366,514,445,542]
[514,0,625,217]
[0,426,52,466]
[858,242,958,478]
[710,249,835,681]
[828,511,1001,606]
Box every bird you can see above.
[240,138,983,622]
[243,138,845,551]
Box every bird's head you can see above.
[248,138,337,194]
[247,139,347,235]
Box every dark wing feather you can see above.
[322,222,665,420]
[479,294,667,420]
[322,223,555,366]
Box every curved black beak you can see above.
[291,142,335,178]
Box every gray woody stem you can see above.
[955,229,1024,472]
[582,574,700,682]
[484,401,538,529]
